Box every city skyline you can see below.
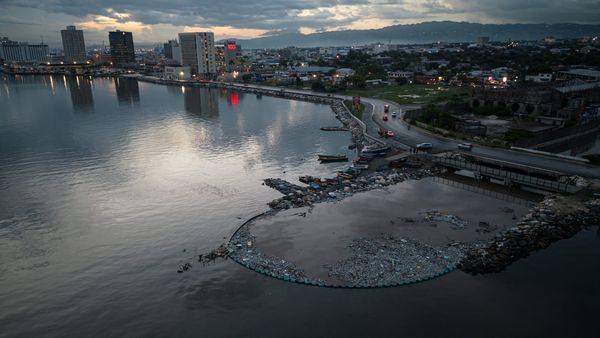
[1,1,600,47]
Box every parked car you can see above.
[416,142,433,150]
[457,143,473,150]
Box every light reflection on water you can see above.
[0,75,599,338]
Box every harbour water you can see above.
[1,75,599,337]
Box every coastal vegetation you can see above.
[344,100,365,119]
[344,84,470,105]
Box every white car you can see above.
[416,143,433,150]
[457,143,473,150]
[391,111,397,118]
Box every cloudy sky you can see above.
[1,0,599,46]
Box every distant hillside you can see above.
[224,21,600,49]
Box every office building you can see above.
[109,30,135,67]
[163,39,182,64]
[61,25,86,63]
[178,32,216,75]
[223,40,241,71]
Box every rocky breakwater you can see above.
[330,100,378,150]
[459,195,600,274]
[264,156,443,211]
[226,219,316,284]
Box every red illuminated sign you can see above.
[227,43,237,50]
[230,92,239,106]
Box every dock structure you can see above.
[432,154,580,193]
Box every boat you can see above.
[351,164,369,170]
[318,154,348,162]
[299,175,314,184]
[320,126,349,131]
[361,145,391,154]
[337,172,354,179]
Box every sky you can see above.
[1,0,599,47]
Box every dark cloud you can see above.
[0,0,599,44]
[0,16,41,25]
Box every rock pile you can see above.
[265,159,444,211]
[330,100,378,149]
[459,196,600,274]
[327,235,462,286]
[422,210,467,229]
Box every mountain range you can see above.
[222,21,600,49]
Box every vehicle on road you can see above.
[384,104,390,113]
[386,130,395,138]
[416,143,433,150]
[383,113,388,121]
[391,111,397,118]
[458,143,473,150]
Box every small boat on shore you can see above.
[351,164,369,170]
[318,154,348,162]
[320,126,349,132]
[299,175,315,184]
[361,145,391,154]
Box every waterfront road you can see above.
[224,82,600,179]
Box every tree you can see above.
[311,79,326,92]
[241,73,253,83]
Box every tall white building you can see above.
[178,32,216,76]
[0,37,48,62]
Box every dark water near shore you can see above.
[250,176,534,283]
[1,75,600,337]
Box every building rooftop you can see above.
[559,69,600,78]
[555,81,600,93]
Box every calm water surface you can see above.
[1,75,599,338]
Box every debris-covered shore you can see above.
[264,155,441,211]
[188,96,600,286]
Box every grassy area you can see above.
[344,100,365,119]
[583,154,600,165]
[504,129,536,142]
[344,84,470,105]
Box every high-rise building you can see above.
[178,32,216,76]
[223,41,241,71]
[109,30,135,67]
[0,37,48,62]
[163,39,182,64]
[61,25,86,63]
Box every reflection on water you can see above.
[66,76,94,113]
[434,174,542,206]
[0,74,356,337]
[1,75,599,337]
[113,77,140,106]
[184,87,219,119]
